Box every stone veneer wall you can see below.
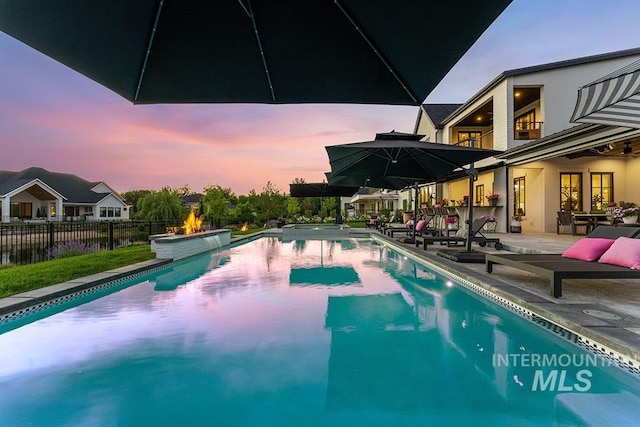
[150,229,231,260]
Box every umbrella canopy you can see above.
[289,183,359,198]
[571,58,640,128]
[325,172,422,191]
[0,1,512,105]
[326,131,501,183]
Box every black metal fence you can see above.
[0,220,182,266]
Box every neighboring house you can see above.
[182,193,203,211]
[411,47,640,233]
[348,187,402,216]
[0,167,130,222]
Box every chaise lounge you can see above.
[415,217,503,250]
[485,226,640,298]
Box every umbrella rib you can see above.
[134,0,165,103]
[333,0,419,104]
[239,0,276,102]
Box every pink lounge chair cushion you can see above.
[598,237,640,269]
[415,220,427,231]
[369,219,376,224]
[562,238,615,261]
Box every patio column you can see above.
[1,197,10,222]
[55,199,63,222]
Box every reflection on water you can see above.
[0,237,639,426]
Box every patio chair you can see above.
[376,214,396,232]
[366,215,378,229]
[414,217,503,250]
[485,226,640,298]
[387,214,439,238]
[556,211,592,235]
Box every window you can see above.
[475,184,484,205]
[457,131,482,147]
[560,173,582,211]
[590,172,613,210]
[100,207,107,218]
[514,109,540,139]
[115,207,121,217]
[513,176,525,216]
[10,202,32,219]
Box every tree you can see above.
[121,189,152,219]
[136,187,187,221]
[235,201,255,224]
[287,197,300,218]
[201,185,235,228]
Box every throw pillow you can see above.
[415,220,426,231]
[562,238,615,262]
[598,237,640,269]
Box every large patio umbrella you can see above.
[326,131,501,250]
[0,1,511,105]
[571,58,640,128]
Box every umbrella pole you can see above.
[413,182,418,239]
[466,172,474,252]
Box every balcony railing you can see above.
[455,130,494,149]
[514,122,543,140]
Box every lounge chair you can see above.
[414,217,503,250]
[376,214,397,232]
[387,214,438,238]
[485,226,640,298]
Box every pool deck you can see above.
[2,228,640,368]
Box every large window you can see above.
[457,131,482,147]
[560,173,582,211]
[10,202,32,219]
[513,176,525,216]
[591,172,613,210]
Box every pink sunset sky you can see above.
[1,0,639,196]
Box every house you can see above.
[0,167,130,222]
[412,47,640,233]
[349,187,402,217]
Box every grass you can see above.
[0,244,155,298]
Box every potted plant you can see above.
[462,195,469,206]
[486,194,499,206]
[614,206,640,224]
[444,215,458,230]
[510,214,523,233]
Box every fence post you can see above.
[148,220,152,238]
[109,222,114,250]
[48,222,55,248]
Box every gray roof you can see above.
[0,167,112,203]
[442,47,640,126]
[421,104,463,127]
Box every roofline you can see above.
[441,47,640,126]
[1,178,67,200]
[500,124,640,165]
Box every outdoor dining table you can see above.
[572,213,614,229]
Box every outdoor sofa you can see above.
[414,217,503,250]
[485,226,640,298]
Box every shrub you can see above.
[46,240,98,260]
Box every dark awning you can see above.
[289,183,359,197]
[571,59,640,128]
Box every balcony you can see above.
[514,122,543,140]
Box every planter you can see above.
[622,216,639,224]
[489,199,498,207]
[447,223,458,230]
[510,220,522,233]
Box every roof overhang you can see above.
[499,124,640,165]
[2,178,66,201]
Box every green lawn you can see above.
[0,244,155,298]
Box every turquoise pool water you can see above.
[1,237,639,426]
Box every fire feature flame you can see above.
[240,222,249,232]
[181,210,204,234]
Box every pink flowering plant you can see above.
[444,216,457,224]
[486,194,499,201]
[614,206,640,218]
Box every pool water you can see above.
[1,237,639,426]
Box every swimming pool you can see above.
[1,237,639,426]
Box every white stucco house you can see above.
[411,47,640,233]
[0,167,130,222]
